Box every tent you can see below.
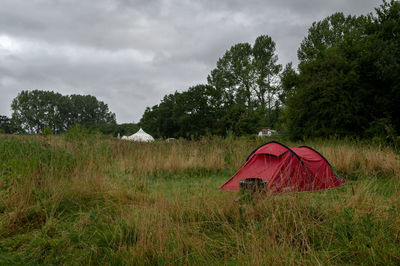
[127,128,155,142]
[219,141,344,193]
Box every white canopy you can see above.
[127,128,154,142]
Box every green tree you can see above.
[297,12,367,63]
[67,94,116,129]
[367,0,400,133]
[140,85,220,138]
[207,35,282,131]
[285,12,368,139]
[207,43,255,107]
[279,63,299,105]
[253,35,282,126]
[286,47,364,139]
[0,115,12,133]
[284,0,400,139]
[115,123,139,137]
[11,90,64,134]
[140,94,177,138]
[11,90,116,134]
[141,35,283,138]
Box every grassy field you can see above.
[0,133,399,265]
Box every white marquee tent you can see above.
[125,128,155,142]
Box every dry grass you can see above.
[114,140,227,174]
[316,142,400,179]
[0,134,399,264]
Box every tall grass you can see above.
[0,134,399,264]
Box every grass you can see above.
[0,134,399,265]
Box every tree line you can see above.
[141,0,400,140]
[1,0,399,141]
[0,90,116,134]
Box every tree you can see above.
[285,12,369,139]
[0,116,12,133]
[11,90,64,134]
[207,43,255,107]
[253,35,282,126]
[285,47,365,139]
[140,35,284,138]
[279,63,299,105]
[140,85,220,138]
[284,0,400,139]
[67,94,116,129]
[297,12,367,63]
[140,93,177,138]
[207,35,282,129]
[10,90,116,134]
[367,0,400,133]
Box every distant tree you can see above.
[140,35,283,138]
[115,123,139,137]
[367,0,400,133]
[207,43,255,107]
[42,126,53,136]
[173,85,219,137]
[252,35,282,126]
[283,0,400,139]
[140,85,219,138]
[0,115,12,133]
[279,63,299,105]
[286,47,365,139]
[207,35,282,129]
[11,90,64,134]
[67,94,116,128]
[11,90,116,134]
[234,108,264,135]
[297,12,367,63]
[140,94,176,138]
[284,12,369,139]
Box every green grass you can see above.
[0,134,399,265]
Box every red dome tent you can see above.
[219,141,344,193]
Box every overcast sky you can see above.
[0,0,381,123]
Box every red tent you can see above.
[219,141,345,193]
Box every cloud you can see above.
[0,0,382,123]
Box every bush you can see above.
[64,124,108,141]
[42,126,53,136]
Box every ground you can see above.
[0,133,399,265]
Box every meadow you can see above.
[0,132,399,265]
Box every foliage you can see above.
[140,1,399,142]
[42,126,53,136]
[284,1,400,140]
[0,116,12,134]
[208,35,282,127]
[10,90,116,134]
[141,35,282,138]
[141,84,225,138]
[114,123,139,137]
[279,63,299,105]
[297,12,367,63]
[64,124,108,141]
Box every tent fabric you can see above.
[127,128,155,142]
[219,141,344,193]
